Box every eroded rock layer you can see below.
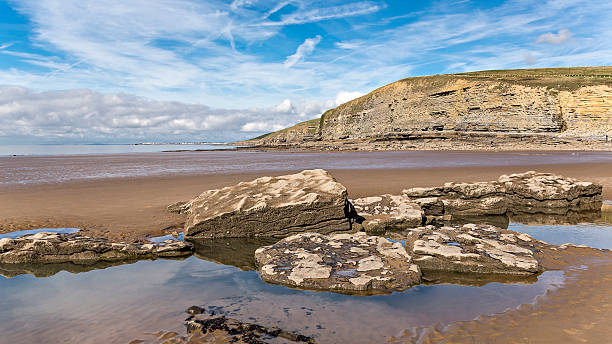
[253,222,583,292]
[351,194,424,234]
[255,232,421,293]
[403,171,602,219]
[175,169,351,238]
[396,224,542,275]
[0,232,192,264]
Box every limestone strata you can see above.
[403,171,602,218]
[396,224,543,275]
[254,232,421,293]
[0,232,192,264]
[249,68,612,148]
[176,169,351,238]
[351,194,424,234]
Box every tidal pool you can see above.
[0,223,610,343]
[0,228,79,240]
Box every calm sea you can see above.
[0,144,237,157]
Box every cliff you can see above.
[248,67,612,149]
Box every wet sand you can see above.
[2,160,612,241]
[390,248,612,344]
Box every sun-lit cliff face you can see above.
[251,67,611,145]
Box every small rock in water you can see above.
[0,232,193,264]
[187,305,205,315]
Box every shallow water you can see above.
[0,223,610,343]
[0,227,79,240]
[508,223,612,249]
[0,144,238,157]
[2,150,611,185]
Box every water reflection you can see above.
[191,237,278,271]
[450,209,608,230]
[0,256,565,344]
[1,221,610,343]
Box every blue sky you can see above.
[0,0,611,143]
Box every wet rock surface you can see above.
[0,232,192,264]
[185,312,316,344]
[403,171,602,218]
[175,169,352,238]
[255,232,421,293]
[253,223,566,292]
[394,224,544,275]
[351,195,424,234]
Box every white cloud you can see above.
[334,91,363,106]
[536,29,572,45]
[240,121,285,132]
[284,35,322,67]
[0,86,333,143]
[274,99,293,112]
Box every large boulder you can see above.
[254,232,422,293]
[350,194,424,234]
[395,224,542,275]
[403,171,602,218]
[0,232,192,264]
[178,169,352,238]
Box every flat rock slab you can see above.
[0,232,192,264]
[403,171,602,217]
[255,232,421,293]
[351,195,424,234]
[177,169,351,238]
[395,224,543,275]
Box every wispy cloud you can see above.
[284,35,322,67]
[260,1,380,26]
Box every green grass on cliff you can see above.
[453,66,612,90]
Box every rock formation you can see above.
[350,195,424,233]
[0,232,192,264]
[255,232,421,293]
[254,224,558,293]
[172,170,602,239]
[245,67,611,150]
[397,224,542,275]
[184,308,315,344]
[174,169,353,238]
[403,171,602,220]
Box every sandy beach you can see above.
[1,152,611,241]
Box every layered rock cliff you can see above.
[249,67,611,148]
